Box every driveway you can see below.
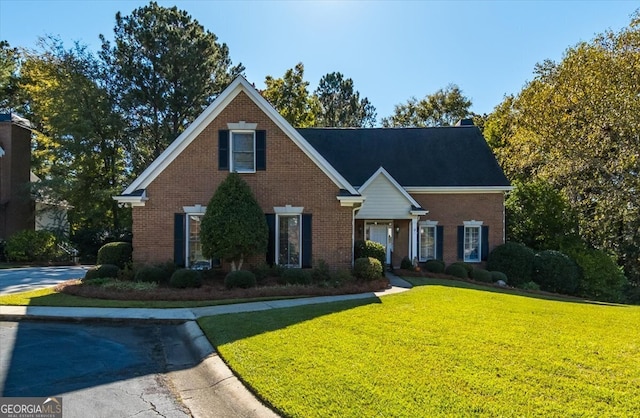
[0,266,89,294]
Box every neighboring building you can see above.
[0,113,35,240]
[115,77,511,270]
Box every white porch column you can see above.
[410,217,418,262]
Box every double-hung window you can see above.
[419,221,438,262]
[230,131,255,172]
[463,221,482,263]
[274,206,304,268]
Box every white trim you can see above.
[273,205,304,214]
[359,167,422,209]
[275,213,302,268]
[113,190,148,207]
[418,220,438,262]
[227,121,257,130]
[463,221,483,263]
[405,186,513,194]
[463,220,484,226]
[230,130,256,173]
[183,204,206,213]
[337,195,366,207]
[121,76,358,196]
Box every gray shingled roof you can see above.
[298,126,510,188]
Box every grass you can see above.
[198,279,640,417]
[0,287,305,308]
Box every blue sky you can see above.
[0,0,637,122]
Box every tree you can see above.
[487,12,640,285]
[0,41,23,112]
[19,37,129,234]
[505,179,579,251]
[100,1,244,174]
[200,173,268,271]
[261,62,320,128]
[381,84,472,127]
[314,72,377,127]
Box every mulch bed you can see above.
[55,277,390,302]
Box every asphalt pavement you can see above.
[0,266,89,294]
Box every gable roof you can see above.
[298,126,511,189]
[118,76,358,198]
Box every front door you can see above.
[368,224,391,265]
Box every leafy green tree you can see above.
[381,84,472,127]
[261,62,320,127]
[506,179,579,251]
[100,1,244,174]
[487,12,640,284]
[0,41,23,112]
[19,37,129,233]
[200,173,268,271]
[314,72,377,127]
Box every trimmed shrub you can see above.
[491,271,508,284]
[354,240,386,267]
[170,269,202,289]
[423,259,445,274]
[487,242,535,287]
[519,281,541,291]
[565,245,627,302]
[471,268,492,283]
[84,264,119,280]
[225,270,257,289]
[353,257,383,281]
[312,260,332,283]
[5,230,57,262]
[533,250,580,295]
[97,242,133,269]
[278,268,312,285]
[135,265,169,284]
[451,262,473,276]
[400,256,413,270]
[251,263,273,283]
[445,263,468,279]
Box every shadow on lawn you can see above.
[405,276,630,307]
[199,296,382,345]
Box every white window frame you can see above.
[418,220,438,262]
[463,220,483,263]
[274,206,304,268]
[230,130,256,173]
[183,205,209,269]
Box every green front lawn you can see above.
[199,280,640,417]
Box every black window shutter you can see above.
[218,130,229,170]
[481,226,489,261]
[457,226,464,260]
[302,214,312,268]
[436,225,444,261]
[174,213,185,267]
[266,214,275,266]
[256,130,266,171]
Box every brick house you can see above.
[115,76,511,270]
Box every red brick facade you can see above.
[132,91,354,269]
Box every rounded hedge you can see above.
[354,240,386,267]
[487,242,535,287]
[445,263,468,279]
[423,259,445,274]
[353,257,383,281]
[135,266,169,283]
[450,262,473,276]
[278,268,312,285]
[225,270,257,289]
[97,242,132,269]
[84,264,119,280]
[533,250,580,295]
[471,268,492,283]
[490,271,508,284]
[400,256,413,270]
[170,269,202,289]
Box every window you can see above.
[231,131,255,172]
[187,214,210,269]
[277,214,301,267]
[419,222,437,262]
[464,222,482,262]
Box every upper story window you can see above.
[231,130,255,173]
